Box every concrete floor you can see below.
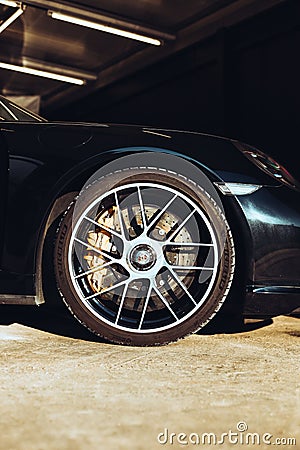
[0,307,299,450]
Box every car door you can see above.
[0,103,12,261]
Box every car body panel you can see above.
[0,97,299,317]
[0,132,8,260]
[0,122,275,275]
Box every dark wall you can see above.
[224,0,300,174]
[54,0,300,176]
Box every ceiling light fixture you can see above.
[0,61,88,85]
[48,10,162,46]
[0,0,20,7]
[0,6,24,33]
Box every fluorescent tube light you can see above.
[0,62,86,85]
[48,10,162,46]
[0,0,20,7]
[0,7,24,33]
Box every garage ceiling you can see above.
[0,0,284,114]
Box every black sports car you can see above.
[0,95,299,345]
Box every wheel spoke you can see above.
[74,237,121,264]
[167,208,197,242]
[74,260,114,279]
[99,279,129,295]
[153,285,178,320]
[138,282,152,330]
[170,265,214,270]
[83,215,122,239]
[144,193,177,234]
[84,279,129,301]
[137,186,147,230]
[114,191,126,240]
[166,266,197,306]
[165,242,213,247]
[115,282,130,324]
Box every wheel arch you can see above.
[34,147,253,308]
[217,194,254,317]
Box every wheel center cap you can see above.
[129,244,157,271]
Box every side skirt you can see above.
[244,286,300,317]
[0,294,37,305]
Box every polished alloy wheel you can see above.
[68,183,220,333]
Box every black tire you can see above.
[54,167,235,346]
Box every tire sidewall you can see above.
[55,168,235,346]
